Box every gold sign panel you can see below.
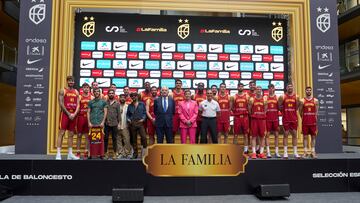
[143,144,248,177]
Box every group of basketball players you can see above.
[55,76,319,160]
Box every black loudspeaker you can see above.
[112,188,144,202]
[255,184,290,199]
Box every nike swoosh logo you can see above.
[257,48,265,52]
[163,46,173,50]
[27,58,42,64]
[98,81,108,85]
[226,65,236,69]
[179,64,188,68]
[318,64,331,70]
[131,63,141,67]
[272,66,281,70]
[210,47,220,51]
[82,62,92,66]
[115,45,125,48]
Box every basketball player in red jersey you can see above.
[75,83,93,159]
[299,86,319,158]
[193,82,207,143]
[215,83,232,144]
[232,83,250,152]
[248,86,267,159]
[140,82,152,103]
[146,86,158,145]
[248,80,259,153]
[211,84,218,97]
[123,86,133,105]
[278,83,301,159]
[170,79,185,136]
[265,84,281,158]
[55,76,80,160]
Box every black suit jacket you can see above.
[154,96,175,128]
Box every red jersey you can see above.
[251,97,266,119]
[125,95,132,105]
[194,92,206,105]
[79,94,92,117]
[302,98,317,125]
[233,93,248,115]
[282,94,298,122]
[172,89,185,112]
[63,88,78,113]
[217,93,231,122]
[248,91,256,98]
[266,95,279,121]
[140,91,152,104]
[147,96,156,117]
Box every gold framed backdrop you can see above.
[48,0,313,154]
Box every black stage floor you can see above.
[1,153,359,196]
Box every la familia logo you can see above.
[82,16,95,37]
[316,7,330,33]
[177,18,190,39]
[271,21,283,42]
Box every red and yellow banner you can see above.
[143,144,248,177]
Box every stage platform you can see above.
[1,153,360,196]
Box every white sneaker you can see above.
[283,153,288,159]
[294,153,301,159]
[267,152,272,158]
[275,153,281,158]
[55,153,61,160]
[67,153,80,160]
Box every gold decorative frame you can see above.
[48,0,312,154]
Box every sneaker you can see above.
[75,151,81,158]
[250,153,257,159]
[274,153,281,158]
[294,153,301,159]
[310,152,318,159]
[104,152,109,160]
[84,151,89,159]
[258,153,267,159]
[302,153,309,159]
[283,153,288,159]
[112,153,118,160]
[55,153,61,160]
[67,153,80,160]
[267,153,272,158]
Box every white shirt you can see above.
[119,104,128,129]
[199,99,220,117]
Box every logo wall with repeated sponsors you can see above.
[16,0,52,154]
[74,13,288,93]
[310,0,342,153]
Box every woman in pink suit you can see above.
[178,89,198,144]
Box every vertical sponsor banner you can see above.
[310,0,342,152]
[15,0,52,153]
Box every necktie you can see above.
[163,97,167,112]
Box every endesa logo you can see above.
[127,52,138,59]
[80,51,92,58]
[162,71,173,78]
[263,55,273,62]
[274,73,284,80]
[173,53,184,60]
[196,53,207,61]
[138,70,150,78]
[184,71,196,78]
[150,52,161,60]
[219,54,229,61]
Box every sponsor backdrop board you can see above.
[15,0,52,154]
[310,0,342,153]
[74,13,288,94]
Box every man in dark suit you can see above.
[154,86,175,143]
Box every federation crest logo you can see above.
[82,16,95,38]
[271,22,283,42]
[316,7,330,33]
[177,18,190,39]
[29,3,46,25]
